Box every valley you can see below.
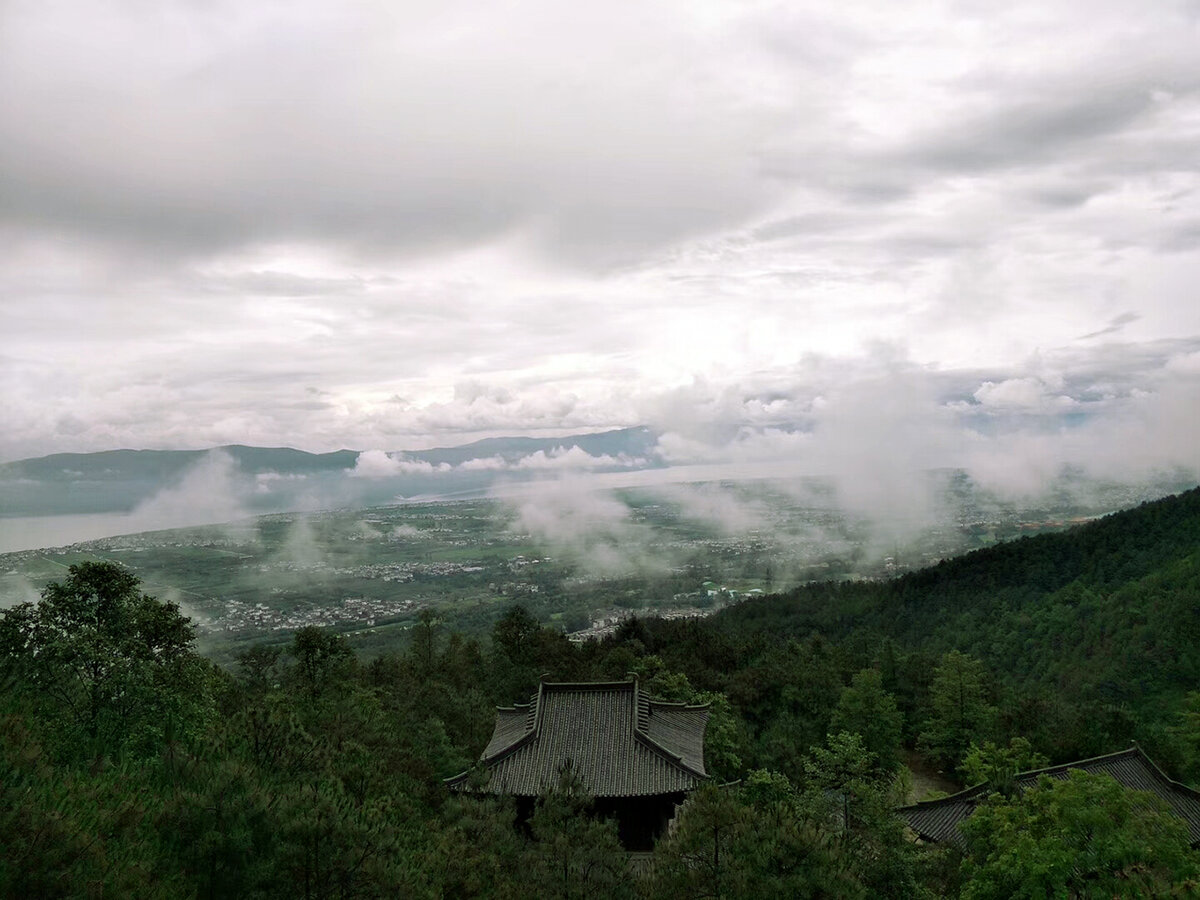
[3,473,1176,665]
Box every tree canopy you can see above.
[5,484,1200,899]
[959,770,1200,898]
[0,560,213,761]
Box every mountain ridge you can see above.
[0,426,657,476]
[0,427,661,520]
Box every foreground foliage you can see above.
[0,561,213,762]
[959,771,1200,898]
[4,532,1200,897]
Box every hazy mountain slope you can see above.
[413,426,659,466]
[0,428,659,518]
[0,447,359,516]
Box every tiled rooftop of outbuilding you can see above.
[896,745,1200,848]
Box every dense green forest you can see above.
[4,488,1200,897]
[720,485,1200,770]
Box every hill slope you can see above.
[721,486,1200,718]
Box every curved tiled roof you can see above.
[897,745,1200,848]
[446,679,709,797]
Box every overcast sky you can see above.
[2,0,1199,489]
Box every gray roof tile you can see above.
[447,679,709,797]
[896,745,1200,848]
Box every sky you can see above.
[3,0,1200,497]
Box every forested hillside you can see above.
[4,489,1200,897]
[720,486,1200,767]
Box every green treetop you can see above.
[0,561,213,760]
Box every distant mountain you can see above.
[0,427,661,518]
[3,446,361,483]
[412,426,660,467]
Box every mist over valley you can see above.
[4,423,1193,661]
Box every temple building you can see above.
[446,678,710,850]
[897,745,1200,848]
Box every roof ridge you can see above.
[897,744,1200,849]
[492,701,532,713]
[530,681,545,737]
[896,745,1197,813]
[647,698,713,710]
[467,717,541,771]
[537,679,639,690]
[633,728,709,780]
[635,685,650,733]
[630,680,708,780]
[1012,745,1140,780]
[1130,741,1200,801]
[895,784,985,811]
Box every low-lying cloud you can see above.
[6,338,1200,563]
[129,451,249,530]
[351,445,646,478]
[468,446,648,472]
[351,450,452,478]
[506,477,670,576]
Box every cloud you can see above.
[900,84,1165,174]
[505,477,668,575]
[349,450,451,478]
[273,515,325,570]
[6,340,1200,559]
[0,0,1198,518]
[655,428,812,465]
[0,0,779,269]
[255,470,308,494]
[1166,350,1200,375]
[511,446,646,470]
[0,450,259,550]
[632,342,1200,526]
[352,444,645,478]
[0,574,43,610]
[126,450,249,532]
[959,380,1200,498]
[648,482,773,537]
[1079,312,1141,340]
[456,455,512,472]
[971,378,1077,413]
